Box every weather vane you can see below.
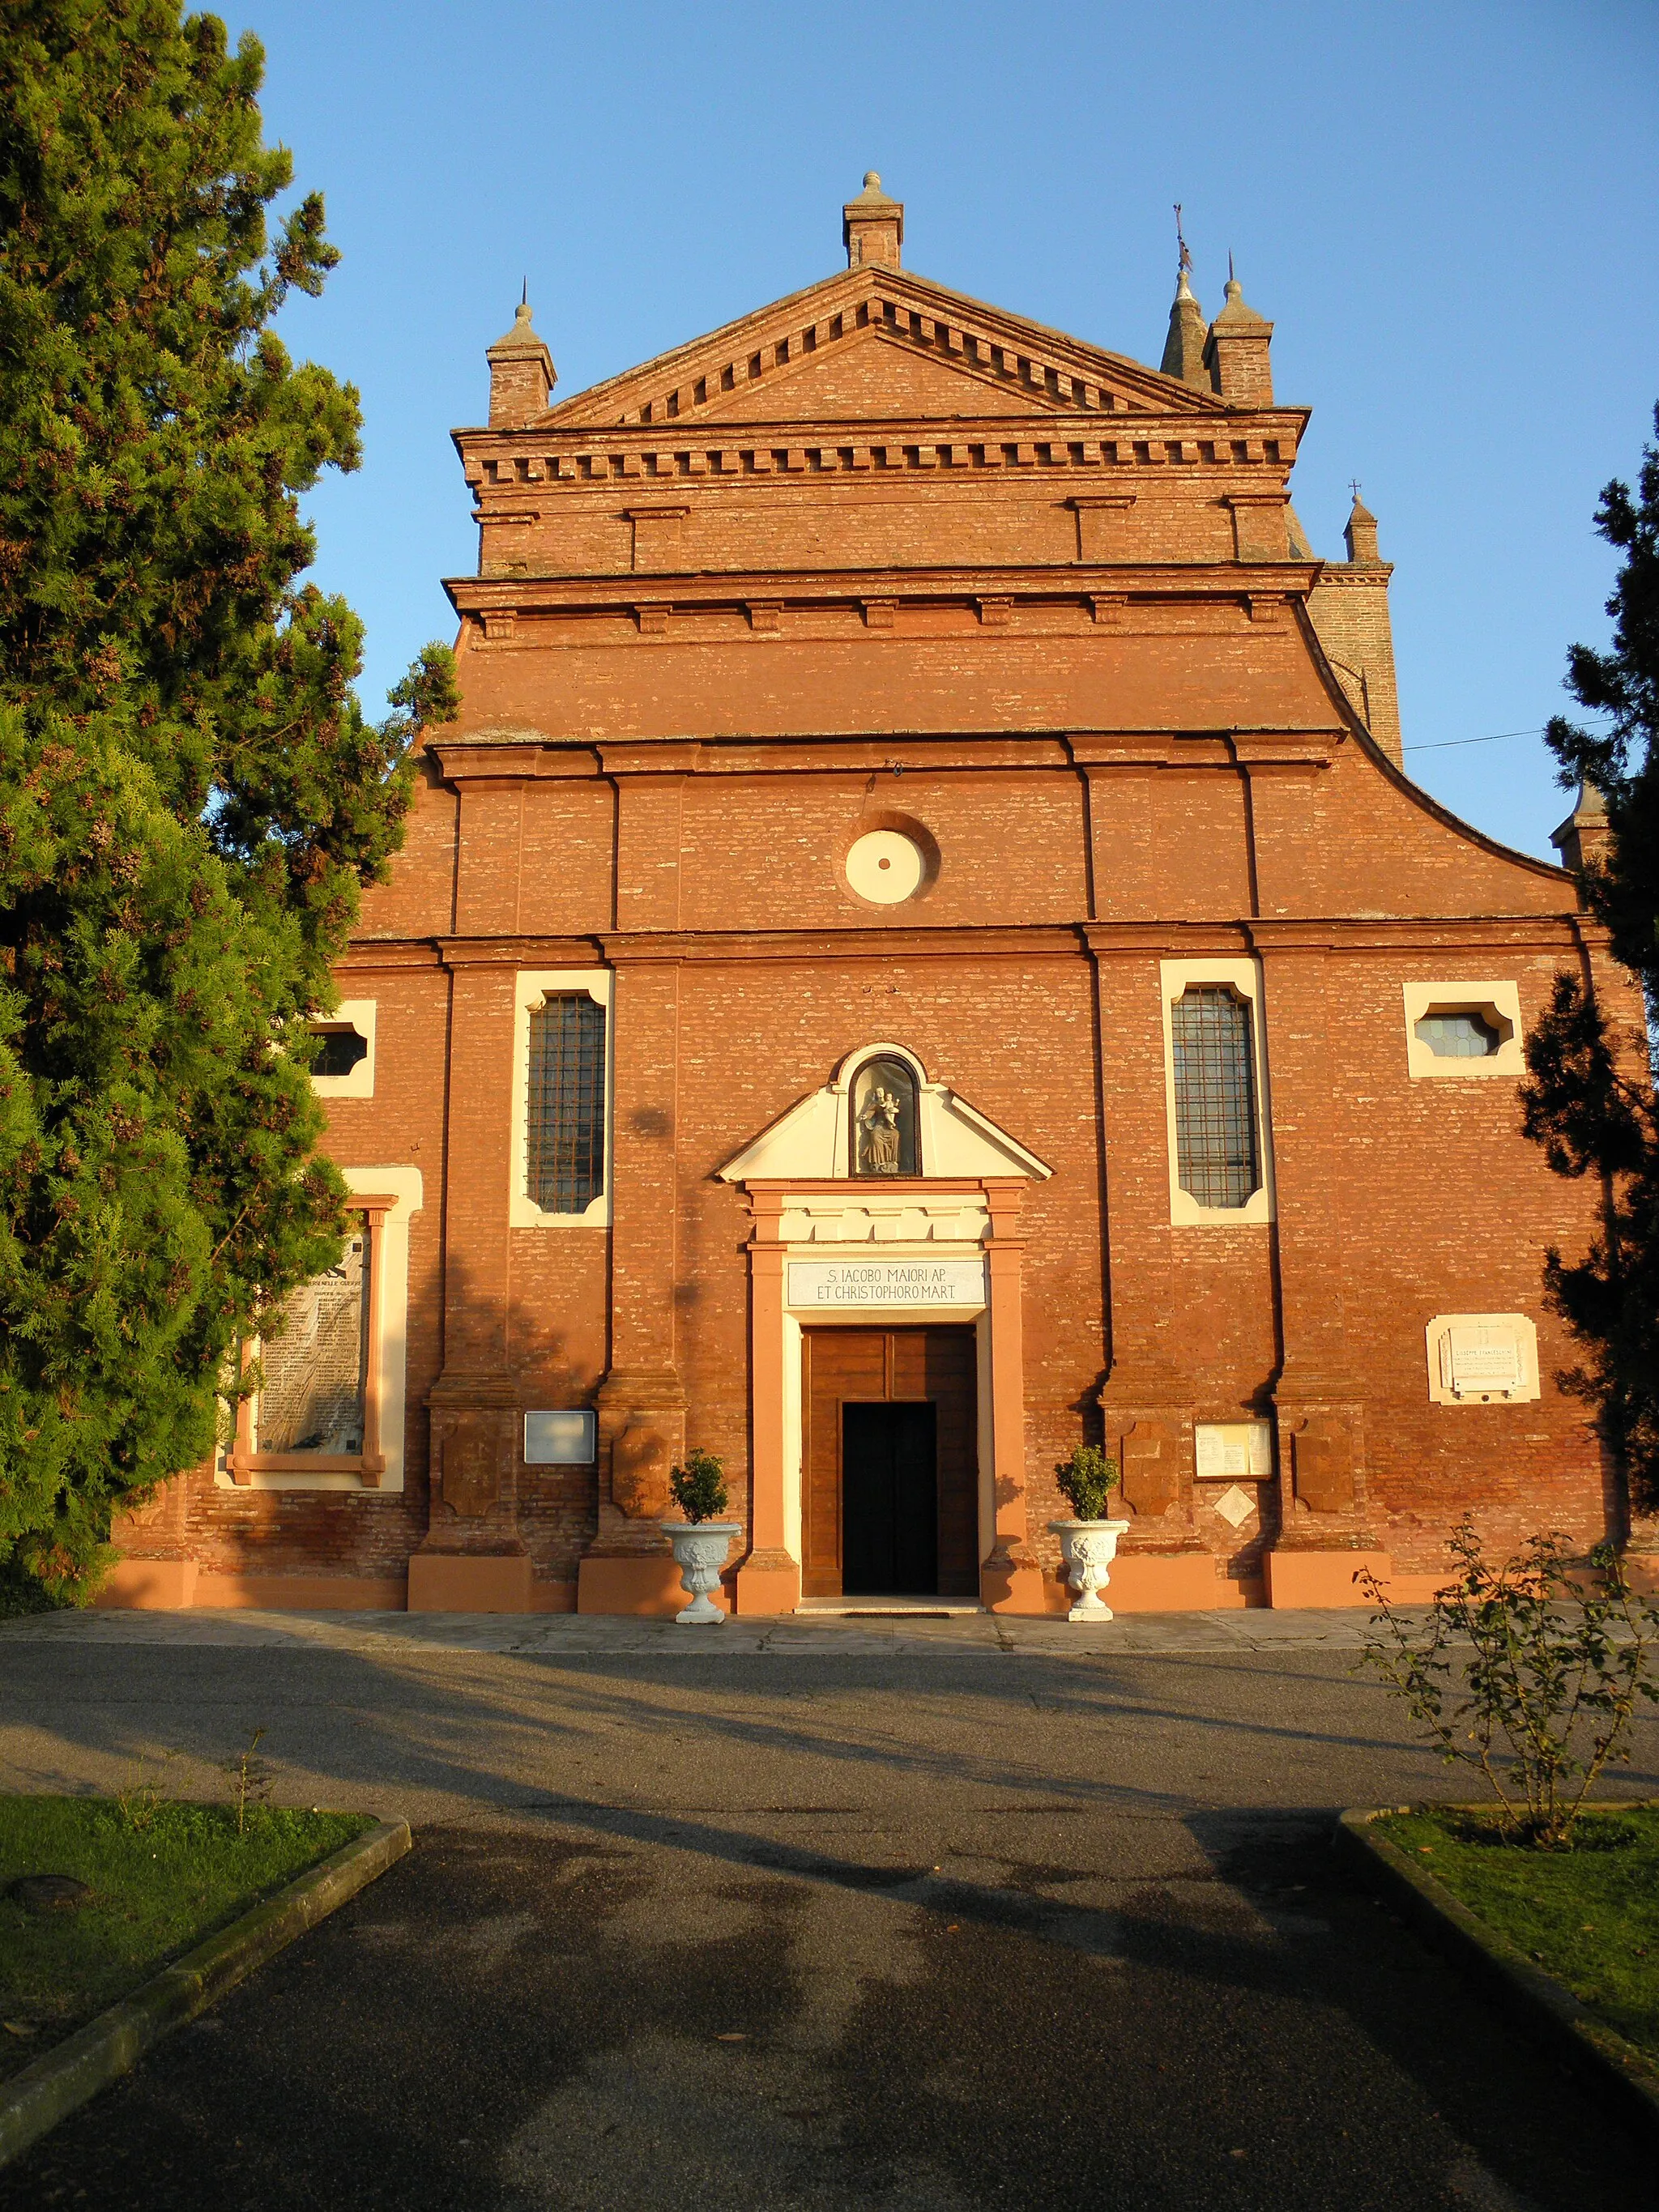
[1174,202,1191,274]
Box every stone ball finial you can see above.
[864,170,881,190]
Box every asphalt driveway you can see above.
[0,1609,1653,2210]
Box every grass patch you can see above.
[1376,1803,1659,2061]
[0,1796,369,2077]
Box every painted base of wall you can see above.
[1264,1549,1392,1610]
[96,1561,578,1613]
[85,1548,1472,1617]
[95,1562,412,1611]
[407,1551,534,1613]
[199,1573,407,1610]
[577,1554,691,1616]
[979,1562,1049,1613]
[1104,1554,1257,1612]
[734,1562,804,1615]
[95,1559,199,1609]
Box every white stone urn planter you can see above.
[1048,1519,1132,1621]
[660,1521,741,1625]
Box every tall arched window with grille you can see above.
[527,992,608,1214]
[1170,986,1260,1209]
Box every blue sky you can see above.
[241,0,1658,862]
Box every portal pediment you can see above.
[539,267,1221,435]
[718,1043,1051,1184]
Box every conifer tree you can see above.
[1521,406,1659,1515]
[0,2,455,1596]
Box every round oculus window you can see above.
[845,829,925,905]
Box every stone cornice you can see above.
[1311,560,1396,587]
[444,560,1324,621]
[428,728,1350,779]
[1243,916,1584,953]
[344,915,1588,973]
[455,421,1308,501]
[1084,915,1584,953]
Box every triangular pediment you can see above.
[717,1045,1052,1183]
[539,266,1224,433]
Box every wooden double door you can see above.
[802,1327,979,1599]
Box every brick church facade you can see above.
[104,177,1642,1615]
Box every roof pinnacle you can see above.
[485,292,556,427]
[1160,203,1208,388]
[843,169,904,270]
[1344,486,1380,562]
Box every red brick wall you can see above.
[160,253,1627,1602]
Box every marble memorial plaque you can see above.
[1211,1484,1257,1530]
[257,1238,368,1453]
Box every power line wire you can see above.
[1401,718,1614,755]
[1401,726,1548,753]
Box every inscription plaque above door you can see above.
[788,1258,987,1308]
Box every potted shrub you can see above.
[1048,1444,1131,1622]
[660,1449,742,1625]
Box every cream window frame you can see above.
[1160,957,1276,1227]
[1402,980,1525,1080]
[509,969,613,1229]
[217,1164,422,1493]
[309,999,377,1100]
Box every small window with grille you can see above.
[1171,987,1260,1210]
[307,999,375,1097]
[1401,982,1523,1080]
[526,992,608,1214]
[1414,1009,1500,1059]
[311,1024,369,1080]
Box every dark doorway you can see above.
[841,1400,939,1595]
[803,1327,977,1599]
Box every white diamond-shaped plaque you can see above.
[1212,1484,1256,1529]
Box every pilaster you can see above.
[1253,945,1380,1582]
[979,1179,1044,1612]
[1088,938,1198,1546]
[416,958,531,1603]
[579,951,686,1608]
[735,1200,801,1614]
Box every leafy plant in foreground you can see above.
[113,1745,184,1833]
[1521,403,1659,1513]
[1359,1519,1659,1847]
[0,4,458,1598]
[224,1726,270,1837]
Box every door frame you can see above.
[733,1177,1045,1615]
[802,1324,980,1598]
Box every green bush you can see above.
[1359,1519,1659,1848]
[668,1449,728,1525]
[1053,1444,1120,1521]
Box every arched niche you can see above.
[848,1052,921,1177]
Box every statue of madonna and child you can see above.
[856,1083,905,1174]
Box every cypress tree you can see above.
[1521,406,1659,1515]
[0,2,454,1597]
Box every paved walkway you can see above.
[2,1609,1653,2210]
[0,1602,1401,1655]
